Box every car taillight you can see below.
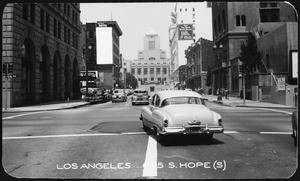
[219,119,223,126]
[163,119,168,127]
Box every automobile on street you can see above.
[140,90,224,143]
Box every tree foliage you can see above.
[238,32,262,75]
[126,72,138,89]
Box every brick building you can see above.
[2,3,83,108]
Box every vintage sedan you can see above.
[139,90,224,142]
[112,89,127,102]
[131,88,149,105]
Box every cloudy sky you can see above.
[80,2,212,60]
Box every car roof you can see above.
[155,90,202,100]
[134,88,147,91]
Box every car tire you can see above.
[156,130,165,143]
[203,133,213,143]
[132,102,135,105]
[293,130,297,146]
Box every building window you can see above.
[222,10,226,30]
[89,31,94,38]
[46,13,50,33]
[137,68,141,75]
[151,77,154,81]
[131,68,135,74]
[185,8,187,12]
[40,9,44,29]
[193,8,195,11]
[158,77,161,83]
[236,15,240,26]
[271,14,278,22]
[156,68,160,75]
[266,54,270,68]
[149,41,155,50]
[163,68,167,74]
[180,8,182,12]
[144,78,147,83]
[23,4,28,20]
[64,26,67,42]
[150,68,154,75]
[58,22,61,39]
[30,4,35,24]
[68,29,70,44]
[144,68,148,75]
[218,14,221,32]
[214,19,217,36]
[241,15,246,26]
[54,19,57,37]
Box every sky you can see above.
[80,2,212,60]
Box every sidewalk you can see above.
[202,94,296,109]
[2,99,90,113]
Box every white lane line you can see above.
[3,111,44,120]
[256,108,293,115]
[2,132,146,140]
[224,131,239,134]
[260,132,292,135]
[142,136,157,177]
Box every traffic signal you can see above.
[239,64,247,74]
[2,64,7,75]
[8,63,13,74]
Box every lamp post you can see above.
[85,45,92,101]
[213,44,223,101]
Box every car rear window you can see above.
[161,97,203,107]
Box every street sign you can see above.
[277,77,286,91]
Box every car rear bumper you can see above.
[132,100,148,104]
[159,125,224,135]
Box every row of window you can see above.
[138,77,167,83]
[22,4,79,49]
[132,68,168,75]
[179,7,195,12]
[132,62,168,65]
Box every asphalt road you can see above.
[2,98,298,179]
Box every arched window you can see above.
[236,15,240,26]
[241,15,246,26]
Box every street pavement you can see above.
[2,94,296,113]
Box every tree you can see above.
[126,73,138,89]
[238,32,262,75]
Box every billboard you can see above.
[178,24,193,40]
[96,26,113,64]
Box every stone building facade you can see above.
[2,3,83,108]
[131,27,170,86]
[211,1,297,98]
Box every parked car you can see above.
[131,88,149,105]
[140,90,224,143]
[112,89,127,102]
[292,110,298,146]
[97,89,110,103]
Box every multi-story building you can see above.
[185,38,213,92]
[82,21,122,90]
[2,3,82,108]
[131,26,170,91]
[169,2,212,87]
[212,1,297,105]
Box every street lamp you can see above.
[213,44,223,101]
[85,45,92,101]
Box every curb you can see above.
[2,102,91,113]
[211,100,296,109]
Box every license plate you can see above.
[189,127,200,133]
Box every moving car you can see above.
[292,110,298,146]
[112,89,127,102]
[131,88,149,105]
[140,90,224,143]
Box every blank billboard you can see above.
[96,26,113,64]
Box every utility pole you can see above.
[243,73,246,105]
